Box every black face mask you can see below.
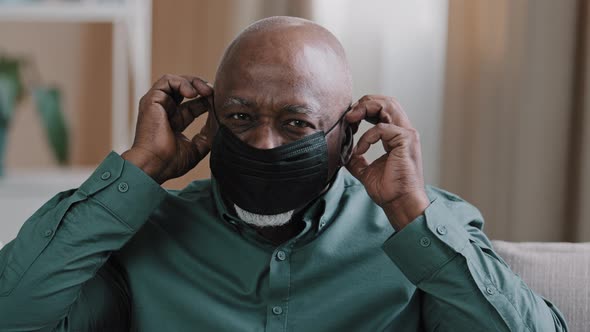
[209,99,351,215]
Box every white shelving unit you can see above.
[0,0,153,152]
[0,0,153,244]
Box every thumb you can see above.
[191,129,211,162]
[346,153,369,182]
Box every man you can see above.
[0,16,567,331]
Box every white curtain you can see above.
[310,0,449,185]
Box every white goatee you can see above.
[234,204,294,227]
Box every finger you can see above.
[345,99,391,124]
[387,97,412,128]
[354,123,406,155]
[145,90,177,117]
[345,96,412,129]
[345,97,411,127]
[169,96,211,132]
[179,75,214,97]
[152,74,199,102]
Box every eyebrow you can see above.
[221,96,318,116]
[281,104,316,116]
[222,96,254,109]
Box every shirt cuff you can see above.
[78,151,167,231]
[382,197,471,285]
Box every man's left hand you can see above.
[345,95,430,231]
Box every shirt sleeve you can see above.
[0,152,167,331]
[381,187,569,332]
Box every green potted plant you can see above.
[0,55,69,176]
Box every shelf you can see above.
[0,0,153,153]
[0,167,94,245]
[0,167,93,194]
[0,2,127,23]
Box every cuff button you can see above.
[118,182,129,193]
[419,236,431,247]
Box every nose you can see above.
[244,125,282,150]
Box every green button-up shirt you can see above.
[0,152,568,331]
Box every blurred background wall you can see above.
[1,0,589,243]
[1,0,449,187]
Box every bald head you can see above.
[214,16,353,125]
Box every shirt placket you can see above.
[265,243,293,332]
[264,217,315,332]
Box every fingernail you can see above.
[206,82,214,89]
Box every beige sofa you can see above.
[492,241,590,332]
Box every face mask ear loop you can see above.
[325,103,353,135]
[325,104,353,185]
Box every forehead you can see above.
[215,32,348,114]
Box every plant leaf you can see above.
[0,57,23,101]
[0,75,18,125]
[0,55,22,125]
[32,86,69,165]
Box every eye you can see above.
[229,113,251,121]
[287,119,311,128]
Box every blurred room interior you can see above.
[0,0,589,245]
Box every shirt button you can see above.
[44,229,53,237]
[100,171,111,180]
[319,219,326,229]
[117,182,129,193]
[419,236,431,247]
[276,250,287,261]
[272,306,283,315]
[486,286,496,295]
[436,225,447,235]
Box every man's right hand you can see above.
[121,74,215,184]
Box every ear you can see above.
[207,94,220,125]
[340,125,354,166]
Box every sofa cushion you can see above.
[492,240,590,332]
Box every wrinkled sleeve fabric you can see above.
[382,187,569,332]
[0,152,167,332]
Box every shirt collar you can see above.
[302,167,347,235]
